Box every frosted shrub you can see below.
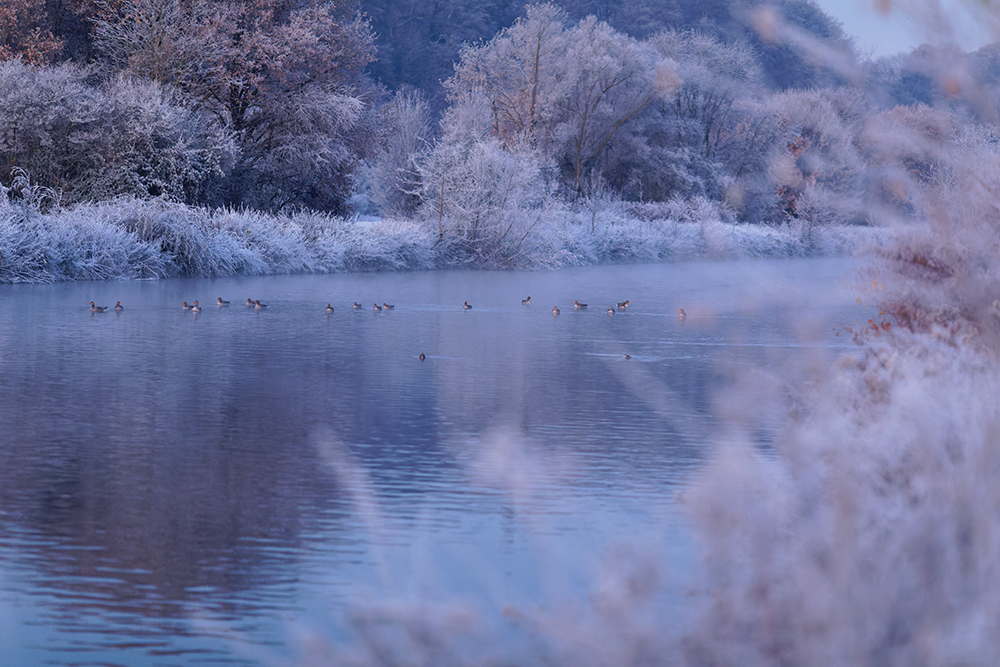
[679,34,1000,664]
[329,218,438,271]
[683,318,1000,666]
[78,76,237,204]
[0,208,52,283]
[416,136,559,267]
[0,60,101,199]
[0,60,234,205]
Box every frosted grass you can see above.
[0,194,882,283]
[0,198,441,283]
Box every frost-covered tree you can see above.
[93,0,230,106]
[447,4,570,149]
[415,92,560,266]
[606,29,779,218]
[649,30,763,165]
[0,60,99,191]
[764,86,870,225]
[363,89,432,217]
[95,0,377,212]
[446,3,675,196]
[555,16,674,191]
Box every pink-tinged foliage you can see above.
[677,7,1000,666]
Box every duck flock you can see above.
[87,296,695,318]
[88,296,688,361]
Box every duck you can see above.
[521,296,532,305]
[353,302,362,309]
[678,308,686,320]
[89,301,107,313]
[419,353,426,361]
[182,301,193,311]
[607,306,615,315]
[373,303,382,312]
[246,298,254,307]
[624,354,632,360]
[617,300,630,309]
[326,304,334,313]
[552,306,560,315]
[217,297,229,306]
[574,301,587,309]
[383,303,395,310]
[114,301,124,311]
[463,301,472,309]
[191,300,202,312]
[254,300,268,310]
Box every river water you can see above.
[0,258,867,665]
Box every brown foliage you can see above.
[0,0,64,64]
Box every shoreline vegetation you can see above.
[0,191,886,284]
[1,1,970,286]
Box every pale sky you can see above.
[812,0,996,57]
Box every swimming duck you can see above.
[521,296,532,305]
[182,302,193,311]
[463,301,472,309]
[617,300,630,309]
[552,306,560,315]
[624,354,632,360]
[191,300,202,312]
[254,300,268,310]
[89,301,107,313]
[217,297,229,306]
[574,301,587,309]
[419,353,426,361]
[383,303,395,310]
[373,303,382,312]
[353,302,362,309]
[114,301,124,311]
[246,298,254,307]
[326,304,334,313]
[607,306,615,315]
[678,308,686,320]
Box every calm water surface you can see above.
[0,258,868,665]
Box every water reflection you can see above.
[0,258,866,664]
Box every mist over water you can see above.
[0,259,864,665]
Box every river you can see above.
[0,258,868,665]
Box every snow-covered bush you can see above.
[674,11,1000,661]
[0,60,101,198]
[416,133,560,267]
[0,60,234,205]
[79,75,237,204]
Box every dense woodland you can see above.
[0,0,996,272]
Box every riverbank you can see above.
[0,196,888,283]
